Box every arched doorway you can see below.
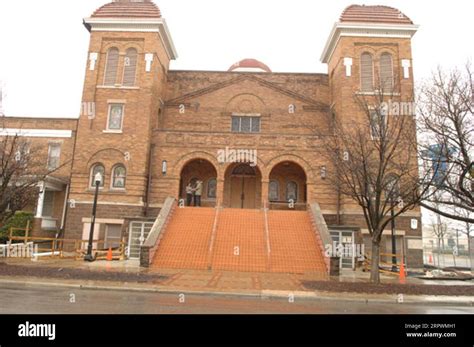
[269,161,307,210]
[224,163,262,209]
[179,159,218,207]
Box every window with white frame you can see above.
[112,165,126,189]
[107,104,124,131]
[41,191,54,217]
[369,108,387,139]
[47,143,61,170]
[231,116,260,133]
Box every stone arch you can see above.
[86,148,126,169]
[178,158,219,207]
[173,151,222,178]
[225,93,266,114]
[264,153,315,183]
[268,160,308,206]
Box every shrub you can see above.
[0,211,34,244]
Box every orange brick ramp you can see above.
[211,208,267,272]
[267,210,327,274]
[151,207,215,270]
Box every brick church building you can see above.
[1,1,424,273]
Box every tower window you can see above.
[369,109,387,139]
[380,53,394,93]
[122,48,138,87]
[104,47,119,86]
[107,104,124,131]
[360,52,374,92]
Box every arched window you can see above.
[269,180,279,201]
[380,53,394,92]
[286,181,298,202]
[104,47,119,86]
[207,178,217,198]
[122,48,138,87]
[112,165,126,189]
[90,164,105,188]
[360,52,374,92]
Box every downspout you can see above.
[60,118,80,238]
[144,143,155,217]
[336,183,341,225]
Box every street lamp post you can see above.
[84,172,102,262]
[390,197,397,272]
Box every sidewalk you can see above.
[1,258,473,306]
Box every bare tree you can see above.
[0,119,64,225]
[312,82,432,283]
[418,64,474,223]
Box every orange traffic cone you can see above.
[399,257,406,284]
[106,248,113,261]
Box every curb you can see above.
[0,277,473,306]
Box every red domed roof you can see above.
[228,59,272,73]
[340,5,413,25]
[91,0,162,19]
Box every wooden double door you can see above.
[230,175,256,209]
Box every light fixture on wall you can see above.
[320,166,327,179]
[162,160,167,175]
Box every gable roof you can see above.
[165,74,329,111]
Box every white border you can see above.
[0,129,72,138]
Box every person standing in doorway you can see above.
[194,180,203,207]
[185,182,193,206]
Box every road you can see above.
[0,283,472,314]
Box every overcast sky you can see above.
[0,0,472,118]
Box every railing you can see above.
[363,252,405,275]
[206,199,220,269]
[268,201,307,211]
[263,200,271,271]
[140,196,177,267]
[308,202,338,275]
[5,235,126,260]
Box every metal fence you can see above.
[423,236,473,270]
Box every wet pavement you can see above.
[0,282,472,314]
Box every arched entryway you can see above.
[268,161,307,210]
[224,163,262,209]
[179,159,218,207]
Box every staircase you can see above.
[267,210,327,273]
[151,207,327,274]
[151,207,215,270]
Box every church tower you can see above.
[64,0,177,241]
[321,5,422,266]
[321,5,418,125]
